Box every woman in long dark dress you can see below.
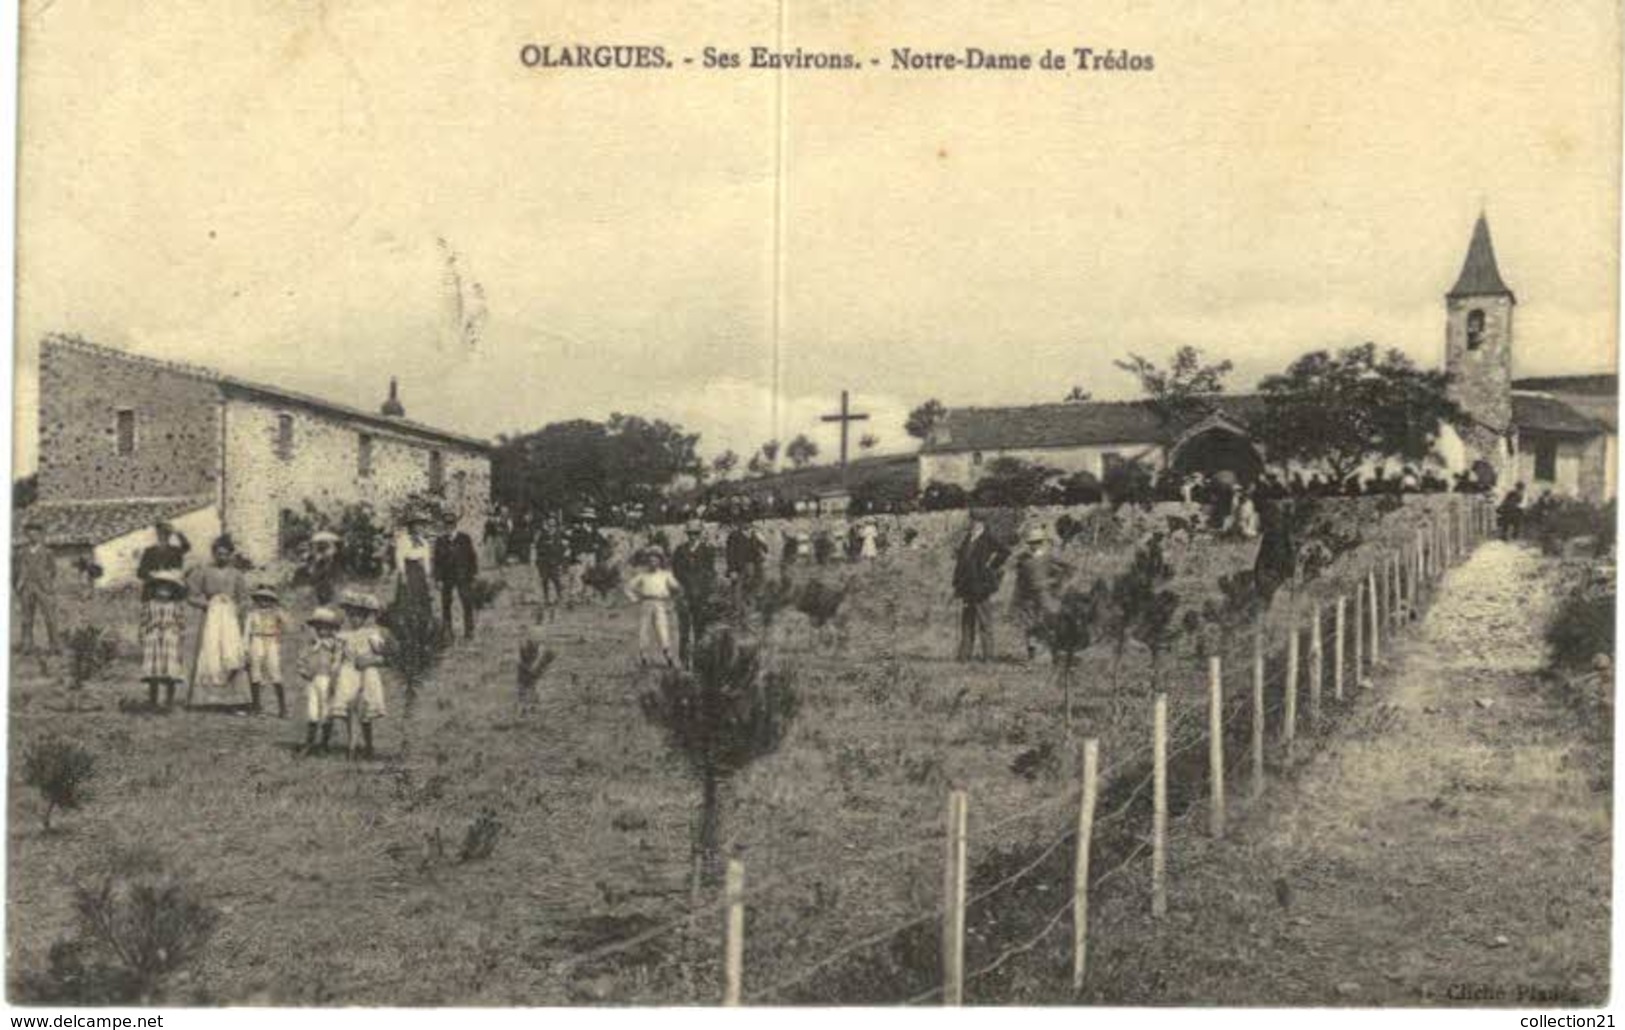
[391,512,438,649]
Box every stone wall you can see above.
[36,336,223,503]
[222,396,492,565]
[917,440,1164,489]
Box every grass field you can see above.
[6,496,1475,1005]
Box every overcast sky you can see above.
[12,0,1621,474]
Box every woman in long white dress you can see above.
[186,535,251,709]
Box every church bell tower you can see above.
[1444,214,1516,469]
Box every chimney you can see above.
[381,377,406,418]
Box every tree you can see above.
[1037,582,1109,729]
[1254,342,1468,484]
[1064,385,1093,403]
[23,735,95,832]
[711,450,740,481]
[1114,345,1234,423]
[745,453,768,478]
[904,399,948,440]
[640,629,798,886]
[785,434,819,469]
[1109,536,1181,691]
[491,415,703,519]
[759,440,781,466]
[969,457,1060,508]
[858,432,879,452]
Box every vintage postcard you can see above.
[5,0,1619,1015]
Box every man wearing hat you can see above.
[670,520,720,666]
[306,530,342,605]
[12,518,58,655]
[952,511,1010,662]
[433,511,480,641]
[1010,525,1069,661]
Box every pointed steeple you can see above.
[1447,214,1515,302]
[380,377,406,417]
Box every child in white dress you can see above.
[245,585,290,717]
[331,591,392,760]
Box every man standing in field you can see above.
[433,511,480,641]
[953,512,1009,662]
[1011,525,1069,660]
[671,521,720,666]
[13,518,59,656]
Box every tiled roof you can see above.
[43,334,490,452]
[18,496,213,547]
[1447,215,1515,301]
[1511,393,1609,436]
[923,395,1267,454]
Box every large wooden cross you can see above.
[820,390,870,470]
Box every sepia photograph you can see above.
[3,0,1620,1015]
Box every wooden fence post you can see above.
[1308,605,1323,729]
[1072,739,1099,991]
[1151,692,1168,919]
[1333,595,1346,702]
[1251,627,1265,799]
[1283,621,1299,753]
[723,859,745,1006]
[942,790,968,1005]
[1208,656,1225,838]
[1369,567,1381,663]
[1352,580,1364,685]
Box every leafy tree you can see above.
[858,432,879,452]
[1037,581,1109,728]
[759,440,781,466]
[640,629,798,886]
[711,450,740,480]
[745,453,768,478]
[1114,345,1234,423]
[785,434,819,469]
[23,735,95,831]
[1064,385,1093,403]
[492,415,702,519]
[969,457,1060,508]
[1111,536,1182,691]
[904,399,948,440]
[1254,342,1468,484]
[1059,470,1104,505]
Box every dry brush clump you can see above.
[22,733,96,832]
[17,847,220,1004]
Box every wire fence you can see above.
[549,496,1493,1006]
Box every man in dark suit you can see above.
[433,511,480,640]
[953,512,1010,661]
[670,521,720,666]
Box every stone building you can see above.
[28,335,492,585]
[919,215,1617,503]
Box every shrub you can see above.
[65,626,118,692]
[920,480,970,511]
[458,808,504,863]
[640,629,798,886]
[1528,497,1616,558]
[23,735,96,831]
[280,499,391,578]
[969,457,1061,509]
[467,576,507,611]
[1036,581,1109,726]
[18,848,220,1004]
[1546,579,1615,673]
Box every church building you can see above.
[919,216,1616,502]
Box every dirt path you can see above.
[1106,541,1611,1007]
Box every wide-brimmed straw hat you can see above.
[306,606,342,628]
[250,584,281,603]
[310,530,340,545]
[1024,526,1047,544]
[148,569,185,588]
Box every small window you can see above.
[115,409,136,456]
[428,450,445,494]
[276,414,295,460]
[1534,439,1558,482]
[971,451,984,466]
[358,433,374,478]
[1466,309,1486,351]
